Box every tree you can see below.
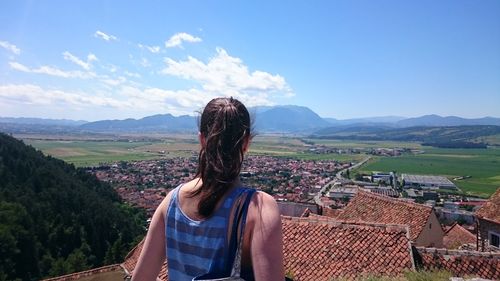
[0,133,146,279]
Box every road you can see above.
[313,156,371,207]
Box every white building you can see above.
[402,174,457,190]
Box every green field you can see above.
[304,139,423,149]
[359,146,500,197]
[25,136,365,166]
[24,139,196,167]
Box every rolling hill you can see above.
[312,125,500,145]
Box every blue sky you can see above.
[0,0,499,121]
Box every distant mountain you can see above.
[79,114,197,132]
[252,105,331,132]
[0,117,88,126]
[396,115,500,127]
[324,116,405,126]
[312,125,500,144]
[80,105,332,133]
[323,115,500,128]
[2,109,500,135]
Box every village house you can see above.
[331,190,445,247]
[443,222,476,250]
[475,187,500,252]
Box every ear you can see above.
[198,132,206,148]
[242,134,251,154]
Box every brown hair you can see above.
[192,97,252,217]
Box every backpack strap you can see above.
[230,188,256,277]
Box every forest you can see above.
[0,133,146,280]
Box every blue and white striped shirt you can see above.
[165,185,254,280]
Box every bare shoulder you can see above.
[250,190,278,207]
[155,187,175,220]
[247,190,281,224]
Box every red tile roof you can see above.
[121,240,168,280]
[41,265,123,281]
[335,190,434,241]
[476,187,500,224]
[321,206,343,219]
[415,247,500,280]
[281,216,414,280]
[443,223,476,250]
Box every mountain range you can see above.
[1,105,500,134]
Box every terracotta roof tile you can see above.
[443,223,476,250]
[415,247,500,280]
[336,190,433,241]
[475,187,500,224]
[281,216,414,280]
[321,206,343,219]
[121,240,168,280]
[41,265,123,281]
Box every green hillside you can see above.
[313,125,500,145]
[0,133,145,280]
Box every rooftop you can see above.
[475,187,500,224]
[335,190,435,241]
[402,174,455,186]
[442,223,476,250]
[41,265,124,281]
[281,216,414,280]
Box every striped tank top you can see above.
[165,184,255,281]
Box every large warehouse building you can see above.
[402,174,457,190]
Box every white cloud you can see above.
[0,84,129,108]
[63,51,97,70]
[160,47,293,106]
[103,64,118,73]
[94,30,118,41]
[0,41,21,55]
[101,76,127,86]
[140,57,151,67]
[8,61,29,72]
[118,85,212,114]
[9,61,94,79]
[87,53,98,62]
[0,83,207,117]
[124,71,141,78]
[138,44,161,53]
[165,32,202,48]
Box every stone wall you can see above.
[478,218,500,252]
